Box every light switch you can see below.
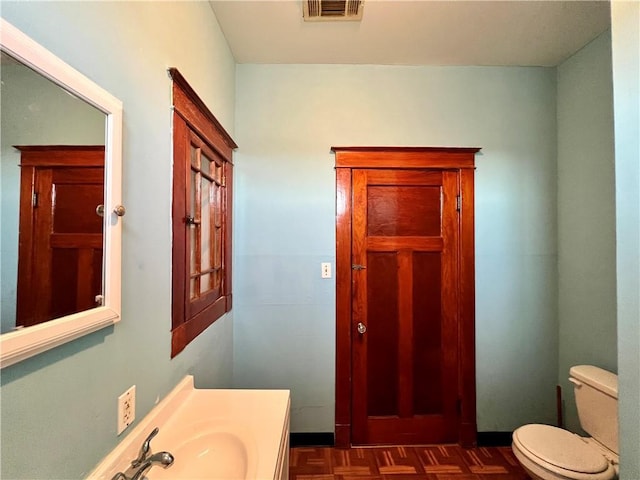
[321,262,332,279]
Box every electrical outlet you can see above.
[117,385,136,435]
[321,262,332,279]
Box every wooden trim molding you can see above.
[168,68,237,155]
[332,146,480,169]
[333,146,479,448]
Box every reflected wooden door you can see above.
[16,146,104,327]
[351,168,460,445]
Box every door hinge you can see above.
[456,195,461,212]
[352,264,367,271]
[32,192,39,208]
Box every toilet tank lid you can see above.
[570,365,617,398]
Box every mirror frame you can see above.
[0,19,123,368]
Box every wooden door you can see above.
[334,147,479,448]
[351,168,459,445]
[16,146,105,327]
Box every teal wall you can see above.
[233,64,559,432]
[1,2,637,478]
[556,31,616,432]
[0,2,236,479]
[611,1,640,476]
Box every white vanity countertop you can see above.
[88,376,290,480]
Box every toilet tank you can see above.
[570,365,618,454]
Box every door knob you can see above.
[357,322,367,334]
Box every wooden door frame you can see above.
[333,146,480,448]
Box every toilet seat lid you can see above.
[514,424,609,474]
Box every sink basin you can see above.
[150,427,257,480]
[88,376,289,480]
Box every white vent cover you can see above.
[303,0,364,21]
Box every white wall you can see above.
[0,3,236,479]
[0,61,105,333]
[557,30,616,432]
[233,64,559,432]
[611,1,640,476]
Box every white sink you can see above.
[88,376,290,480]
[151,430,254,479]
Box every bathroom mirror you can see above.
[0,18,123,368]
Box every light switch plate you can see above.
[321,262,332,279]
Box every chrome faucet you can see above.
[130,451,174,480]
[110,427,174,480]
[131,427,159,468]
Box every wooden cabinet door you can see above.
[351,168,460,445]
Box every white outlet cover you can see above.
[117,385,136,435]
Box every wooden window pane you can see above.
[189,277,194,299]
[214,227,222,269]
[201,176,212,274]
[190,142,198,168]
[200,272,211,294]
[189,168,198,293]
[170,68,236,358]
[214,184,221,226]
[201,151,211,176]
[189,169,197,218]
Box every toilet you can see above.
[512,365,619,480]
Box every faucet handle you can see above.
[131,427,159,468]
[130,451,174,480]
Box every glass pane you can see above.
[190,169,197,218]
[213,185,221,226]
[189,227,196,290]
[201,151,211,175]
[189,169,198,293]
[366,252,399,416]
[215,163,223,184]
[200,273,211,294]
[201,177,212,272]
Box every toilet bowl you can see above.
[512,424,616,480]
[512,366,619,480]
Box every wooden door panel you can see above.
[365,252,399,417]
[367,186,442,237]
[352,168,459,445]
[412,251,443,415]
[50,248,102,319]
[17,147,105,327]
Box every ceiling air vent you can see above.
[303,0,364,22]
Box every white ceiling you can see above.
[209,0,611,66]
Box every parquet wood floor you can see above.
[289,445,531,480]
